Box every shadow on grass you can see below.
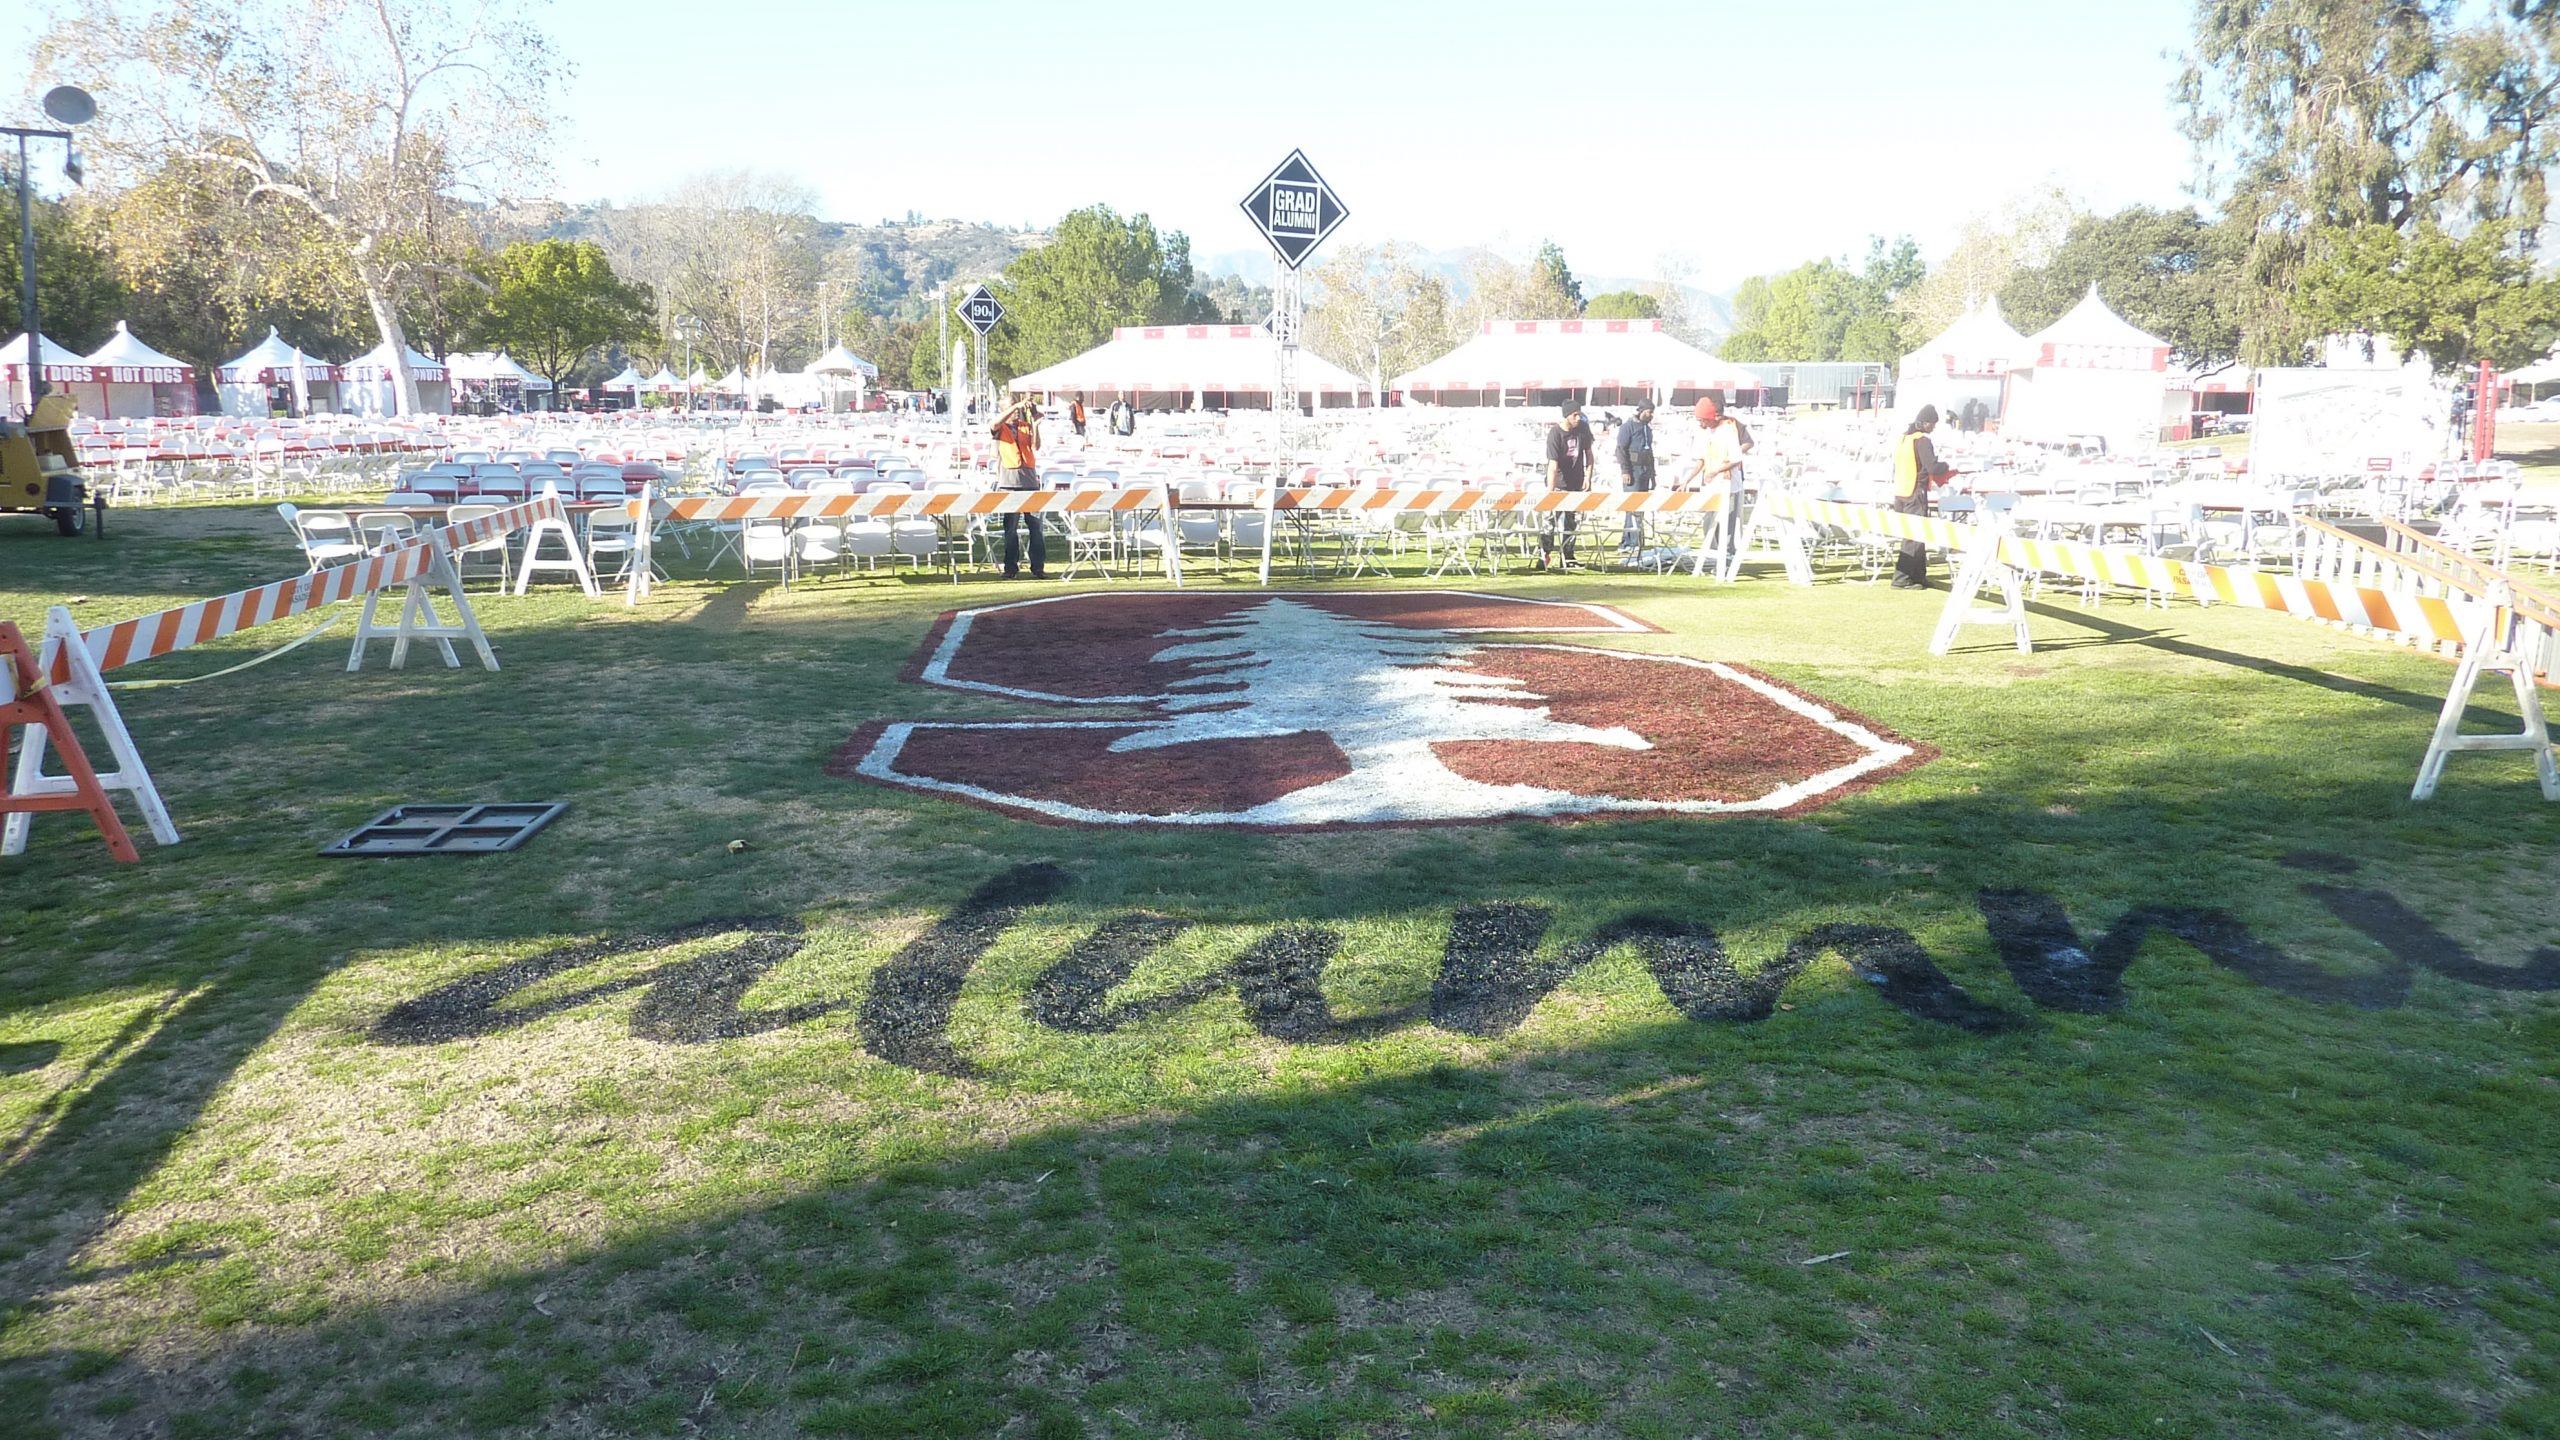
[4,532,2557,1434]
[1942,597,2471,719]
[5,923,2554,1439]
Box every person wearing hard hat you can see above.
[1891,404,1955,588]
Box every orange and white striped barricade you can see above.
[510,483,601,599]
[1256,486,1741,584]
[635,485,1748,596]
[7,495,573,858]
[2,613,146,864]
[348,492,573,670]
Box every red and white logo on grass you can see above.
[833,592,1928,828]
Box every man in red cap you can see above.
[1686,394,1747,562]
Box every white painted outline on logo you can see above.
[861,646,1914,828]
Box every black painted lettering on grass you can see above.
[2301,885,2560,992]
[1978,891,2410,1011]
[859,863,1070,1076]
[1428,902,1564,1036]
[1781,924,2029,1033]
[1432,906,1806,1036]
[1028,916,1418,1043]
[1434,908,2008,1035]
[1026,913,1208,1032]
[369,919,812,1046]
[1977,890,2136,1013]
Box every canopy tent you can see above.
[217,327,340,417]
[1396,319,1761,408]
[710,367,748,396]
[643,366,686,392]
[447,351,554,411]
[599,364,644,391]
[1997,288,2180,454]
[1008,324,1371,411]
[1895,302,2029,429]
[342,340,453,417]
[806,343,878,412]
[2,332,108,421]
[808,343,878,379]
[82,322,200,419]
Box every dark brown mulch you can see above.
[1433,649,1911,807]
[919,592,1655,702]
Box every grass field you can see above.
[3,502,2557,1439]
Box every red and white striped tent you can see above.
[218,327,340,416]
[2,332,109,420]
[1895,302,2030,425]
[343,341,454,417]
[1999,287,2181,454]
[1008,325,1371,410]
[1396,319,1760,408]
[84,322,199,418]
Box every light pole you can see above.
[8,86,94,417]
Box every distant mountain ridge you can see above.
[524,202,1733,338]
[1198,245,1737,341]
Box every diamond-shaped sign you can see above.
[1239,150,1348,270]
[957,285,1004,336]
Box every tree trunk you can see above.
[357,260,421,417]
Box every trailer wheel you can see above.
[51,505,85,537]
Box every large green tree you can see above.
[36,0,561,413]
[0,191,128,355]
[988,206,1209,381]
[1584,290,1662,320]
[463,239,656,391]
[1721,237,1919,362]
[2293,219,2560,371]
[2001,207,2245,369]
[2181,0,2560,366]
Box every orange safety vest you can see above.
[994,415,1038,472]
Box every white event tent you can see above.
[1011,324,1368,410]
[2,332,108,420]
[447,351,555,409]
[218,327,341,417]
[1895,303,2029,428]
[1998,288,2181,454]
[1397,319,1759,409]
[808,343,878,411]
[342,340,453,417]
[85,322,199,418]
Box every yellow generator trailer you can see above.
[1,392,97,536]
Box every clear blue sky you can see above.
[17,0,2206,288]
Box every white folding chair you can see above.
[277,503,367,570]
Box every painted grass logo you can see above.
[833,591,1930,828]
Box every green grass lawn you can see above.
[2,504,2556,1439]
